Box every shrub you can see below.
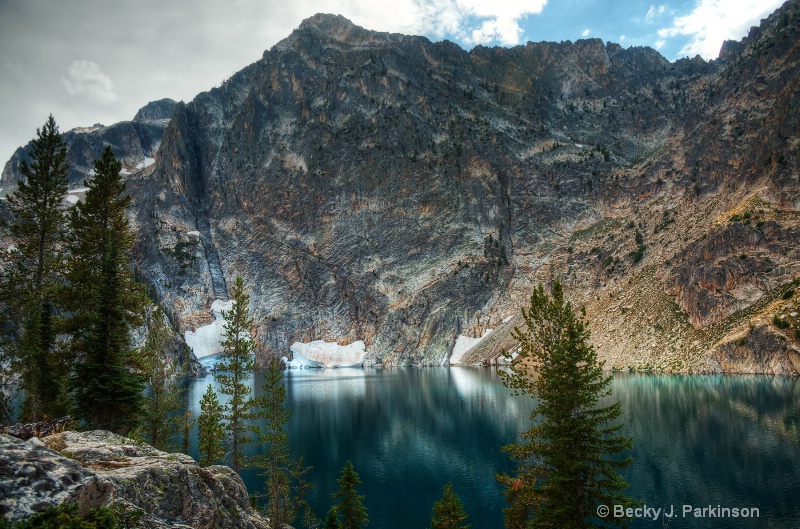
[773,315,790,329]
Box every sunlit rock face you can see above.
[117,2,800,371]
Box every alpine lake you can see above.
[181,363,800,529]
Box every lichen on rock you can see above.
[0,431,268,529]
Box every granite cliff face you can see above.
[4,3,800,372]
[126,2,800,371]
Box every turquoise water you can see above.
[183,368,800,528]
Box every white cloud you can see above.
[581,28,590,37]
[645,4,666,23]
[61,60,117,104]
[411,0,549,46]
[658,0,784,59]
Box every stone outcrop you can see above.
[0,416,72,440]
[666,220,800,328]
[700,324,800,374]
[0,431,267,529]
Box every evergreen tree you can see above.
[323,507,341,529]
[139,308,184,450]
[430,483,471,529]
[198,384,226,466]
[182,411,193,455]
[1,115,69,420]
[216,276,256,473]
[332,461,368,529]
[66,145,148,433]
[498,281,634,528]
[252,357,312,529]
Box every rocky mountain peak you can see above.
[285,13,409,49]
[133,98,178,123]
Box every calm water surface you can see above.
[183,368,800,528]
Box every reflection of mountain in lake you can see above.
[609,374,800,527]
[284,367,532,529]
[179,369,800,529]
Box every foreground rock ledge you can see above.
[0,431,268,529]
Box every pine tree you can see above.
[323,507,341,529]
[66,145,148,433]
[430,483,471,529]
[198,384,226,466]
[498,281,635,528]
[182,411,193,455]
[140,308,184,450]
[1,115,69,421]
[332,461,368,529]
[252,357,312,529]
[216,276,256,473]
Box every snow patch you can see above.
[184,300,235,359]
[73,126,102,134]
[497,350,519,365]
[120,168,131,175]
[187,230,200,237]
[449,329,492,365]
[284,340,367,368]
[70,187,90,193]
[65,195,80,205]
[135,157,156,170]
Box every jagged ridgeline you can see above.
[1,99,176,192]
[5,2,800,371]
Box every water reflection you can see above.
[179,370,799,529]
[609,374,800,528]
[280,367,532,529]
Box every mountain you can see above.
[7,3,800,372]
[0,99,177,196]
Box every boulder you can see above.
[0,431,268,529]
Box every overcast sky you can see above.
[0,0,786,165]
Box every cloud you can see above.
[413,0,549,46]
[581,28,590,38]
[61,60,117,104]
[645,4,666,23]
[658,0,784,59]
